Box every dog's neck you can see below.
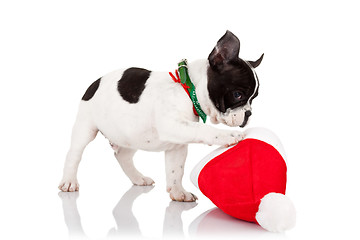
[186,59,219,122]
[187,59,209,88]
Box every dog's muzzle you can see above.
[239,110,252,128]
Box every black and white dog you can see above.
[59,31,263,202]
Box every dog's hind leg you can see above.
[59,107,98,192]
[114,147,155,186]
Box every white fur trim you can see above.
[191,127,286,188]
[190,145,231,188]
[244,127,287,162]
[255,193,296,232]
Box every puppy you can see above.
[59,30,263,202]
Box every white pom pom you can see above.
[255,193,296,232]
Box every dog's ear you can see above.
[248,53,264,68]
[208,30,240,71]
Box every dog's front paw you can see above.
[58,178,79,192]
[168,187,197,202]
[132,176,155,186]
[212,130,244,147]
[58,191,79,201]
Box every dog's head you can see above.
[206,31,263,127]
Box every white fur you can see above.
[59,59,245,201]
[255,193,296,232]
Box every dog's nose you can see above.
[239,111,252,128]
[245,111,252,118]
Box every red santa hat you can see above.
[191,127,296,232]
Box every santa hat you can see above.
[191,127,296,232]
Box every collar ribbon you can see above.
[169,59,207,123]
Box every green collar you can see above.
[177,59,207,123]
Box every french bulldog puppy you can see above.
[59,30,263,202]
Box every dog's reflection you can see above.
[108,185,154,237]
[59,186,197,238]
[58,191,86,238]
[163,200,198,238]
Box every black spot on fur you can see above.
[118,68,151,103]
[82,78,101,101]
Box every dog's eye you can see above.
[233,91,242,100]
[223,90,246,111]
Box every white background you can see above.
[1,0,359,239]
